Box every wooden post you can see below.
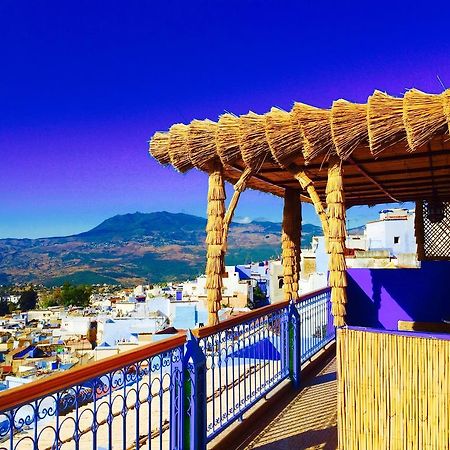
[326,158,347,327]
[294,170,329,246]
[282,188,301,301]
[221,168,253,252]
[205,162,226,325]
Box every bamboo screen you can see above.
[337,327,450,450]
[416,201,450,261]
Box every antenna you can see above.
[437,75,446,90]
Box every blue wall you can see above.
[346,262,450,330]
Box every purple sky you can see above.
[1,1,449,238]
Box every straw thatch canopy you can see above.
[150,89,450,206]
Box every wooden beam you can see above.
[347,156,399,202]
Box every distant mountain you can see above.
[348,225,366,235]
[0,212,322,286]
[76,212,207,243]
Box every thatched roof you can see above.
[149,89,450,206]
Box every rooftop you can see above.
[150,88,450,206]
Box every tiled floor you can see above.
[242,358,338,450]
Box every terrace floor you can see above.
[236,357,338,450]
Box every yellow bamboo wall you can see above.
[337,327,450,449]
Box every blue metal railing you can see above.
[198,303,290,441]
[197,287,334,442]
[297,288,334,361]
[0,336,186,450]
[0,288,333,450]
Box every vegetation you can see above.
[18,289,38,311]
[40,283,92,308]
[0,212,322,286]
[249,285,268,309]
[0,297,9,316]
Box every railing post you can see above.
[170,346,184,450]
[288,301,301,389]
[326,289,336,338]
[182,331,207,450]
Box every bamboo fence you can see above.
[338,327,450,450]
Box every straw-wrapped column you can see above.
[282,188,301,301]
[205,162,226,325]
[221,168,253,252]
[326,158,347,326]
[294,170,329,248]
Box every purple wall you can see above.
[346,262,450,330]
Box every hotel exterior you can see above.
[0,88,449,449]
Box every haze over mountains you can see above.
[0,212,322,286]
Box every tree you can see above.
[249,285,268,309]
[39,293,59,308]
[19,289,38,311]
[0,297,9,316]
[60,283,92,307]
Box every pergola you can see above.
[149,88,450,327]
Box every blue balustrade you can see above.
[0,288,333,450]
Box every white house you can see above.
[182,266,253,309]
[365,208,416,255]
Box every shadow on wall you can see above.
[346,261,450,330]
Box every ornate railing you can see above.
[0,288,333,450]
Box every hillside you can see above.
[0,212,322,286]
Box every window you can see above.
[278,277,284,289]
[394,236,400,244]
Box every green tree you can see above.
[39,293,59,308]
[249,285,267,309]
[0,297,9,316]
[60,283,92,307]
[19,289,38,311]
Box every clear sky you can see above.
[1,1,449,238]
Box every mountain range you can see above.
[0,211,323,286]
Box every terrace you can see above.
[1,88,450,449]
[0,288,334,449]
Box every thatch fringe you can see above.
[167,124,193,173]
[207,199,225,217]
[328,218,347,238]
[207,183,226,201]
[206,163,226,325]
[367,90,406,155]
[403,89,448,152]
[291,103,336,163]
[239,112,271,172]
[188,119,218,169]
[207,246,223,258]
[330,100,368,159]
[282,188,301,301]
[329,272,348,287]
[328,240,345,254]
[206,258,223,277]
[325,190,344,204]
[444,91,450,133]
[149,132,171,165]
[265,107,303,167]
[331,300,346,317]
[216,113,241,166]
[327,158,347,327]
[151,88,450,175]
[330,253,346,271]
[327,203,346,219]
[221,168,253,252]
